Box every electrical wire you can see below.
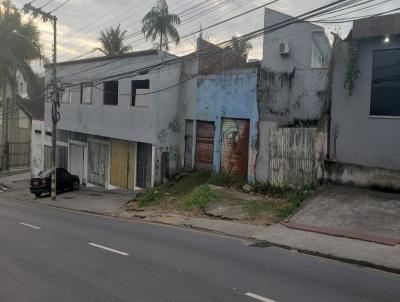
[48,0,72,13]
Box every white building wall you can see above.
[44,51,186,187]
[31,119,45,177]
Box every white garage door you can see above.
[69,144,85,184]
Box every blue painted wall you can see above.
[196,69,259,183]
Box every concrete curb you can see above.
[281,221,400,246]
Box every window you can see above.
[370,48,400,117]
[80,83,92,104]
[103,81,119,105]
[311,43,325,68]
[61,84,72,104]
[132,79,150,106]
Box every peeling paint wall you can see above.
[31,119,45,177]
[256,124,325,187]
[196,69,259,183]
[45,52,184,187]
[258,68,328,126]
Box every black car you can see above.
[30,168,80,197]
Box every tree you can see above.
[0,0,42,97]
[229,36,253,61]
[141,0,181,51]
[96,24,132,56]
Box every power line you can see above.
[62,0,356,85]
[39,0,57,9]
[49,0,72,13]
[64,0,278,77]
[64,0,228,59]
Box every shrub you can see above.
[181,184,216,210]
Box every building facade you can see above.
[327,13,400,191]
[44,50,184,189]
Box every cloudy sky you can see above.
[11,0,400,70]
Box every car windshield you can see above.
[38,170,52,178]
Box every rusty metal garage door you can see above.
[220,118,249,177]
[196,121,215,170]
[184,120,194,169]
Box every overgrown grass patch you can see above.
[136,171,211,208]
[181,184,216,210]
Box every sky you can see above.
[11,0,400,72]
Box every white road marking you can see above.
[88,243,129,256]
[245,292,277,302]
[19,222,41,230]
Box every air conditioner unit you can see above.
[279,42,290,56]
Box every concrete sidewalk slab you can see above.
[290,185,400,240]
[4,187,132,216]
[253,224,400,272]
[185,217,265,238]
[281,221,400,246]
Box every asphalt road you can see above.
[0,197,399,302]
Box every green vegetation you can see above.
[141,0,181,51]
[134,170,315,223]
[209,172,245,188]
[136,171,210,207]
[181,184,216,210]
[0,0,42,102]
[277,187,314,219]
[95,24,132,56]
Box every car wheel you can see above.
[73,180,80,191]
[34,193,41,198]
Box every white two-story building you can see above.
[44,50,187,189]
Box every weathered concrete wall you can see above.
[256,124,326,187]
[31,119,45,176]
[196,69,259,182]
[45,52,183,185]
[325,161,400,192]
[329,36,400,171]
[258,68,328,125]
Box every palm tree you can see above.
[0,0,42,104]
[230,36,253,61]
[141,0,181,51]
[95,25,132,56]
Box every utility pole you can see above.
[23,2,59,200]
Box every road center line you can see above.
[88,243,129,256]
[19,222,41,230]
[245,292,277,302]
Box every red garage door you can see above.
[220,118,250,177]
[196,121,215,170]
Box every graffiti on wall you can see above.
[220,118,250,176]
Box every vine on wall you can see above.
[344,41,360,96]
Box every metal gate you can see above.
[196,121,215,170]
[56,145,68,169]
[88,141,109,186]
[184,120,194,169]
[136,143,152,188]
[69,143,85,184]
[220,118,249,177]
[110,140,135,189]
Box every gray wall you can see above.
[263,8,330,72]
[329,36,400,171]
[260,8,331,126]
